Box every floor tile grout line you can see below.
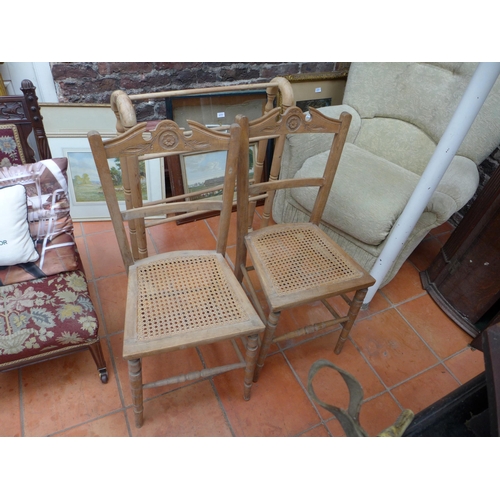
[438,345,482,385]
[392,304,470,384]
[78,225,113,339]
[45,408,129,437]
[346,336,403,408]
[18,368,26,437]
[380,290,429,309]
[268,316,405,412]
[342,334,411,417]
[280,349,336,431]
[81,223,133,434]
[208,376,236,437]
[294,422,333,437]
[104,336,132,436]
[350,303,467,397]
[77,225,97,282]
[195,346,237,437]
[129,374,238,435]
[386,354,466,393]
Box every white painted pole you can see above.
[363,62,500,305]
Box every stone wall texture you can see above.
[50,62,348,122]
[50,62,497,224]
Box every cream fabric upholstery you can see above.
[273,63,500,287]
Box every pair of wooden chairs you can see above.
[88,103,374,427]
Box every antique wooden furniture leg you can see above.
[334,287,369,354]
[243,333,260,400]
[253,311,280,383]
[88,342,109,383]
[128,358,144,428]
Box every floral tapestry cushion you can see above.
[0,124,26,167]
[0,184,39,266]
[0,270,99,368]
[0,158,80,285]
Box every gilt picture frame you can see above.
[284,70,349,112]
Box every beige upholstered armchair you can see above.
[273,62,500,287]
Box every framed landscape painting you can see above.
[180,145,255,200]
[48,137,164,220]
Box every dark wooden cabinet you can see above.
[421,165,500,338]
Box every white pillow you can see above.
[0,184,39,266]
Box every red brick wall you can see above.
[50,62,348,121]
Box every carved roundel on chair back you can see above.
[286,114,302,132]
[158,130,180,150]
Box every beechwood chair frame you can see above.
[235,107,376,383]
[88,118,264,428]
[108,77,295,249]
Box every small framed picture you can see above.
[181,145,255,200]
[169,144,255,224]
[49,137,164,221]
[164,90,270,222]
[284,70,349,112]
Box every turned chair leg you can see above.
[253,310,280,383]
[88,341,109,383]
[243,333,260,400]
[128,358,144,428]
[334,288,368,355]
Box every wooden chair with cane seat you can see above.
[234,107,375,383]
[88,118,264,428]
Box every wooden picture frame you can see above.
[43,104,165,220]
[164,90,269,223]
[40,103,117,138]
[284,70,349,112]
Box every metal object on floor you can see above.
[307,359,414,437]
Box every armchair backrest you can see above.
[343,63,500,173]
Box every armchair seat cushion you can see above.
[0,270,99,368]
[292,143,420,246]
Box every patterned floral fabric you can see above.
[0,124,25,167]
[0,270,99,368]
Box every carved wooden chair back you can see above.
[109,78,295,231]
[235,107,375,383]
[88,118,264,428]
[0,80,51,166]
[89,119,241,268]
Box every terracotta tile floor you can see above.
[0,214,485,437]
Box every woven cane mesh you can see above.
[251,226,363,295]
[136,254,248,340]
